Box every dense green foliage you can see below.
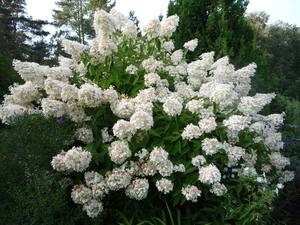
[167,0,257,66]
[248,13,300,99]
[0,115,91,225]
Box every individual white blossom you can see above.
[187,60,207,89]
[270,152,290,170]
[210,83,238,109]
[44,78,65,99]
[186,99,204,114]
[130,111,154,131]
[171,49,183,65]
[64,146,92,172]
[160,15,179,38]
[91,181,109,200]
[174,82,196,100]
[126,65,138,75]
[75,127,94,144]
[66,102,87,122]
[141,161,157,176]
[198,117,217,133]
[61,84,79,102]
[48,66,72,81]
[113,119,136,140]
[51,151,68,172]
[135,148,149,159]
[156,178,174,194]
[125,178,149,200]
[181,185,201,202]
[173,164,186,173]
[71,185,92,205]
[223,115,250,132]
[108,140,132,164]
[41,98,65,118]
[106,168,132,191]
[85,171,103,187]
[142,57,162,73]
[163,97,183,116]
[181,124,202,141]
[144,73,162,87]
[122,21,138,38]
[279,170,295,183]
[0,104,32,124]
[78,83,103,107]
[192,155,207,167]
[183,38,198,52]
[265,113,285,129]
[163,41,175,52]
[198,164,221,184]
[62,39,86,62]
[8,81,40,104]
[111,98,135,119]
[83,199,103,218]
[225,145,246,167]
[134,88,156,103]
[202,138,223,155]
[264,132,284,151]
[149,147,169,164]
[102,86,119,104]
[101,127,114,143]
[238,93,276,115]
[143,19,161,38]
[210,183,227,196]
[13,60,46,86]
[157,159,174,177]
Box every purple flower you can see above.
[56,117,64,124]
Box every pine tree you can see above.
[0,0,50,99]
[167,0,257,66]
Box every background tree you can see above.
[0,0,50,100]
[167,0,257,67]
[247,12,300,224]
[248,12,300,99]
[53,0,115,43]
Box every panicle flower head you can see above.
[125,178,149,200]
[64,146,92,172]
[108,140,132,164]
[198,164,221,184]
[182,185,201,202]
[184,38,198,52]
[156,178,173,194]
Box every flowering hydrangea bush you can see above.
[0,9,294,221]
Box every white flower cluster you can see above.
[51,147,92,172]
[156,178,174,194]
[184,38,198,52]
[149,147,174,177]
[71,171,106,218]
[75,127,94,144]
[181,185,201,202]
[1,8,293,218]
[125,178,149,200]
[198,164,222,185]
[108,140,132,164]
